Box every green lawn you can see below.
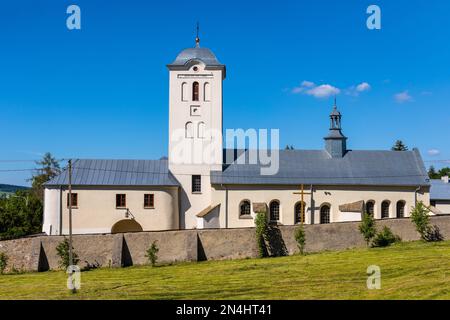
[0,241,449,300]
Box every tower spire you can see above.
[195,22,200,47]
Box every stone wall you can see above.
[0,216,449,272]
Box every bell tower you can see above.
[324,99,347,158]
[166,34,226,228]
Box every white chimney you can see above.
[442,176,449,184]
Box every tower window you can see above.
[192,175,201,193]
[198,122,205,138]
[192,82,199,101]
[204,82,211,101]
[181,82,188,101]
[185,122,194,138]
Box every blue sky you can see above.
[0,0,449,186]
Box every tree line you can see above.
[0,153,60,240]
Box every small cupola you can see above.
[324,99,347,158]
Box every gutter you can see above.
[415,186,421,206]
[221,184,228,228]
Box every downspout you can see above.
[59,185,63,235]
[414,186,421,207]
[310,184,314,224]
[221,184,228,229]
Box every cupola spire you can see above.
[324,99,347,158]
[195,22,200,47]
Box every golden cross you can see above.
[293,184,312,224]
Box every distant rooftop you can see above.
[430,178,450,200]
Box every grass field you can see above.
[0,241,449,300]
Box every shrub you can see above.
[0,252,8,274]
[294,224,306,255]
[254,212,268,258]
[359,213,376,246]
[146,240,159,267]
[410,201,430,240]
[371,226,400,248]
[56,237,79,269]
[410,201,443,242]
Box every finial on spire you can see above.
[333,95,337,109]
[195,22,200,47]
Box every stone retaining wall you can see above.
[0,216,448,272]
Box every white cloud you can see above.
[346,82,371,96]
[394,91,413,103]
[301,80,315,88]
[291,80,316,94]
[306,84,340,98]
[291,80,369,99]
[356,82,371,92]
[427,149,440,156]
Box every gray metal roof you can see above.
[45,159,180,187]
[168,47,223,67]
[211,148,430,187]
[430,179,450,200]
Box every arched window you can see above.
[192,82,199,101]
[198,122,205,138]
[381,201,390,219]
[240,200,251,217]
[269,200,280,221]
[181,82,188,101]
[185,122,193,138]
[295,202,306,224]
[396,201,405,218]
[204,82,211,101]
[320,205,330,224]
[366,201,375,216]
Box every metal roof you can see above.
[430,179,450,200]
[211,148,430,187]
[168,47,224,67]
[45,159,180,187]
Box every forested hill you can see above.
[0,184,30,194]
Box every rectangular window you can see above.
[192,175,201,193]
[144,194,155,208]
[67,193,78,208]
[116,194,126,208]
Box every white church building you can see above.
[42,38,431,235]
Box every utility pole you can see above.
[68,159,73,269]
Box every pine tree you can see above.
[392,140,408,151]
[30,152,61,201]
[428,166,439,179]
